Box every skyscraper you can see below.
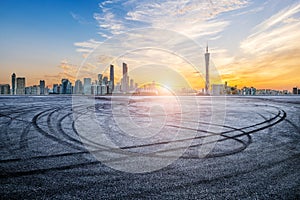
[53,84,59,94]
[102,76,108,94]
[61,79,72,94]
[293,87,298,95]
[103,76,108,85]
[130,79,134,91]
[40,80,45,95]
[74,80,83,94]
[110,64,114,92]
[205,44,210,95]
[83,78,92,95]
[123,63,128,76]
[98,74,103,85]
[16,77,25,95]
[11,73,16,95]
[122,62,129,92]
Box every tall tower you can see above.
[205,44,210,95]
[123,63,128,76]
[16,77,25,95]
[83,78,92,95]
[11,73,16,95]
[40,80,45,95]
[110,65,114,92]
[98,74,103,85]
[122,63,129,92]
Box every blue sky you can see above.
[0,0,99,84]
[0,0,299,90]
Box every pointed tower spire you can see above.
[206,42,209,53]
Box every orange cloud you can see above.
[218,49,300,90]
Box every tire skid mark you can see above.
[32,108,84,151]
[0,103,287,177]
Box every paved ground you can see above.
[0,96,299,199]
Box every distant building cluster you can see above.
[50,63,138,95]
[135,81,159,95]
[0,63,141,96]
[0,73,47,95]
[208,82,293,96]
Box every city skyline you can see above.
[1,47,299,95]
[0,0,300,90]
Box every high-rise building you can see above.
[123,63,128,76]
[293,87,298,95]
[61,79,72,94]
[122,62,129,92]
[102,77,109,94]
[74,80,83,94]
[53,84,59,94]
[31,85,40,95]
[103,76,108,85]
[40,80,45,95]
[16,77,25,95]
[98,74,103,86]
[115,82,121,93]
[11,73,16,95]
[0,84,10,95]
[83,78,92,95]
[110,65,114,92]
[205,45,210,95]
[212,84,225,96]
[25,87,31,95]
[130,79,134,91]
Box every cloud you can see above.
[92,0,249,39]
[76,0,248,51]
[222,1,300,89]
[72,0,252,90]
[233,5,264,16]
[69,0,300,91]
[70,12,91,25]
[74,39,102,57]
[241,2,300,55]
[220,50,300,89]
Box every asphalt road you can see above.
[0,96,299,199]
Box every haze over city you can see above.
[0,0,299,90]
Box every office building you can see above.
[293,87,298,95]
[123,62,128,76]
[122,62,129,92]
[25,85,40,95]
[61,79,72,94]
[74,80,83,94]
[98,74,103,86]
[53,84,59,94]
[0,84,10,95]
[110,65,114,92]
[103,76,108,85]
[83,78,92,95]
[11,73,16,95]
[40,80,45,95]
[16,77,25,95]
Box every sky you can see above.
[0,0,299,90]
